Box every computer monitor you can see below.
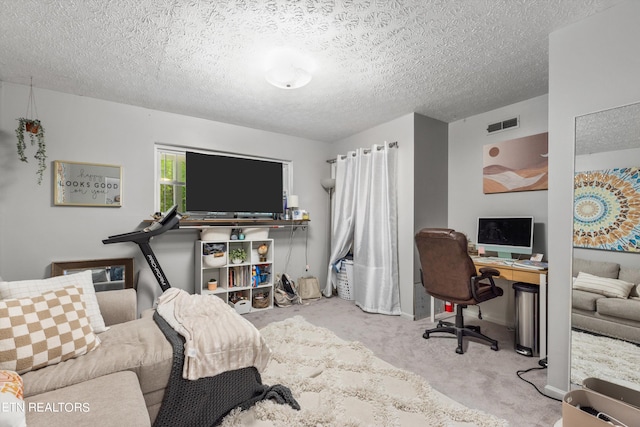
[476,216,534,258]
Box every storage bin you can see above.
[228,299,251,314]
[583,377,640,409]
[201,228,231,241]
[563,388,640,427]
[337,259,354,300]
[252,291,271,309]
[202,253,226,268]
[243,227,269,240]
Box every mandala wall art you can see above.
[574,167,640,252]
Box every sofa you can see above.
[572,258,640,344]
[1,271,286,427]
[21,287,172,426]
[0,268,174,426]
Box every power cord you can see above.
[516,361,562,402]
[283,224,296,274]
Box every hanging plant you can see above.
[16,118,47,185]
[15,78,47,185]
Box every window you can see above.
[156,148,186,213]
[155,145,291,213]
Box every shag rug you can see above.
[220,316,507,427]
[571,330,640,385]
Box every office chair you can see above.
[415,228,503,354]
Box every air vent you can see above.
[486,116,520,134]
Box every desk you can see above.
[429,257,548,359]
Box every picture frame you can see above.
[54,160,122,207]
[50,258,134,292]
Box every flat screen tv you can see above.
[476,216,534,258]
[186,151,283,216]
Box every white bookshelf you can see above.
[194,238,274,313]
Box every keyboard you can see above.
[471,256,517,266]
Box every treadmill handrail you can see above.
[103,206,181,245]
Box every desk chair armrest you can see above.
[470,268,501,301]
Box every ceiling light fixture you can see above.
[265,47,315,89]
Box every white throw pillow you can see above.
[572,271,635,299]
[0,270,107,333]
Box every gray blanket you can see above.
[153,311,299,427]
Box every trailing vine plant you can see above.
[16,118,47,184]
[16,78,47,184]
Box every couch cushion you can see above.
[619,267,640,299]
[21,314,172,405]
[573,258,620,279]
[572,289,605,311]
[597,298,640,323]
[573,272,635,299]
[0,271,107,333]
[0,287,100,374]
[25,371,150,427]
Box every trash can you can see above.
[512,282,539,357]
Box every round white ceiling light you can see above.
[265,47,315,89]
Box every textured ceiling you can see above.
[0,0,623,142]
[576,101,640,155]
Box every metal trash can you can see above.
[512,282,539,357]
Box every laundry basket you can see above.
[336,259,354,300]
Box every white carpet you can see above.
[220,316,507,427]
[571,330,640,386]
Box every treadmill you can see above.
[103,204,181,292]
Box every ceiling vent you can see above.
[487,116,519,134]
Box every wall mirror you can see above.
[572,101,640,388]
[51,258,134,292]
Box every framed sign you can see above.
[54,160,122,207]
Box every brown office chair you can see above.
[415,228,503,354]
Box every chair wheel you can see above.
[456,346,464,354]
[423,332,430,339]
[491,344,498,351]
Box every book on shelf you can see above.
[513,260,548,270]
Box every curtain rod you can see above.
[326,141,399,164]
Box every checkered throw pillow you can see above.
[0,270,107,333]
[0,286,100,374]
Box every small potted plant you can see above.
[207,278,218,291]
[230,248,247,264]
[15,117,46,184]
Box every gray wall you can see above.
[0,82,331,312]
[447,94,549,326]
[413,114,448,319]
[413,113,449,277]
[547,0,640,397]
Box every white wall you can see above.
[547,0,640,397]
[331,113,415,319]
[0,82,331,310]
[448,94,549,326]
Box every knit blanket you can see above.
[156,288,271,380]
[152,311,299,427]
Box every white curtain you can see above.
[324,143,400,315]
